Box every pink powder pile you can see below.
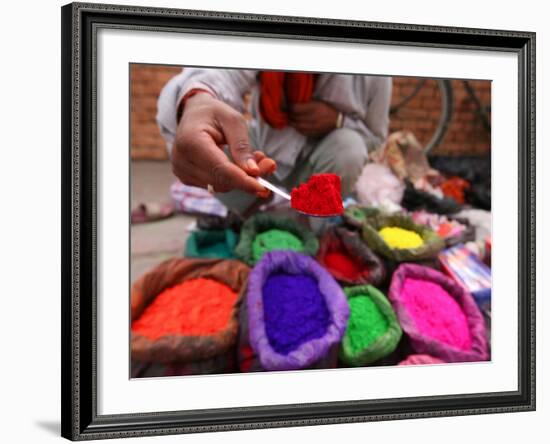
[401,278,472,350]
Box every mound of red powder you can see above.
[131,278,238,340]
[290,174,344,216]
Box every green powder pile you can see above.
[252,229,304,263]
[346,295,389,355]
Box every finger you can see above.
[253,151,277,176]
[216,111,259,175]
[172,156,214,189]
[252,151,267,162]
[257,157,277,176]
[212,162,267,195]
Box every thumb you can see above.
[217,111,260,176]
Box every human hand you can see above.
[288,101,340,137]
[173,92,276,196]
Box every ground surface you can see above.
[131,161,195,283]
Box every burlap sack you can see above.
[342,205,381,230]
[131,258,249,364]
[361,213,445,262]
[244,251,349,371]
[235,213,318,266]
[184,228,238,259]
[316,226,386,286]
[388,263,488,363]
[339,285,402,366]
[237,289,340,372]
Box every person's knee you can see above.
[318,129,368,195]
[321,129,368,172]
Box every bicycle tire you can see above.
[424,79,454,154]
[390,78,454,154]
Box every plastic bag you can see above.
[401,180,461,215]
[388,263,488,362]
[339,285,402,366]
[354,163,405,207]
[184,229,238,259]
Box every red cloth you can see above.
[259,72,316,128]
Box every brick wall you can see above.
[130,64,181,160]
[130,65,491,160]
[389,77,491,156]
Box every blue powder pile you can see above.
[262,273,330,355]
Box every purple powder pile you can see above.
[262,273,330,355]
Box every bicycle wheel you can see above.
[390,78,454,154]
[425,79,453,154]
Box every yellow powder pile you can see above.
[379,226,424,250]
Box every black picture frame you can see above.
[61,2,536,440]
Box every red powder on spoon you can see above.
[290,173,344,216]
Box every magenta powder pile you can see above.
[262,273,330,355]
[401,278,472,350]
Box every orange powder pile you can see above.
[131,278,238,340]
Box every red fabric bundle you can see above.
[440,176,471,204]
[259,71,316,129]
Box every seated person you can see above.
[157,69,392,216]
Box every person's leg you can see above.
[281,128,368,233]
[303,128,369,197]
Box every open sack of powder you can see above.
[237,291,338,372]
[235,213,319,266]
[361,213,445,262]
[339,285,402,366]
[398,354,446,366]
[316,226,386,286]
[130,258,249,375]
[388,263,489,363]
[342,205,382,230]
[184,228,239,259]
[241,250,349,371]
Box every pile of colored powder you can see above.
[379,226,424,249]
[400,277,472,350]
[290,173,344,216]
[131,278,238,340]
[262,273,330,355]
[252,229,304,263]
[346,295,389,355]
[324,251,365,281]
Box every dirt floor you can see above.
[130,161,195,283]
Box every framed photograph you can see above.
[61,2,535,440]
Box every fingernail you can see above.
[247,159,258,171]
